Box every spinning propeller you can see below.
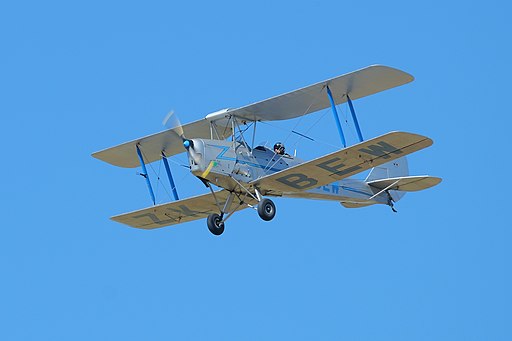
[162,110,201,164]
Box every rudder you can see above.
[365,156,409,202]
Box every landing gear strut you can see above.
[204,185,277,235]
[258,198,276,221]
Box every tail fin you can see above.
[366,156,409,181]
[341,156,441,210]
[365,156,409,202]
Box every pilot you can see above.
[274,142,285,155]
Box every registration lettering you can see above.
[166,205,203,217]
[133,205,206,225]
[276,173,318,189]
[316,157,363,176]
[358,141,402,159]
[132,212,175,225]
[274,140,405,190]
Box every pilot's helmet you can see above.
[274,142,285,155]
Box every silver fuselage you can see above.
[187,138,389,206]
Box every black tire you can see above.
[257,198,276,221]
[207,213,225,236]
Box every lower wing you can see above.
[251,131,433,195]
[111,190,256,229]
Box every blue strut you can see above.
[136,145,156,205]
[347,95,364,142]
[326,85,346,148]
[161,152,179,201]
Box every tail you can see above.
[341,157,441,210]
[365,156,409,202]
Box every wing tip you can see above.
[364,64,415,83]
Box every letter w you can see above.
[358,141,403,159]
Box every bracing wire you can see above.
[140,149,174,203]
[260,89,320,173]
[234,122,254,142]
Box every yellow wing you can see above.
[252,131,433,195]
[111,190,256,229]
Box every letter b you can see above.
[276,173,318,190]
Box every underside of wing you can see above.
[224,65,413,122]
[251,131,433,195]
[111,190,255,229]
[92,65,411,169]
[367,176,442,192]
[91,119,233,168]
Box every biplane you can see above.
[92,65,441,235]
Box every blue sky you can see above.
[1,0,510,340]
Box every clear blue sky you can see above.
[1,1,510,340]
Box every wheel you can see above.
[207,213,225,236]
[257,198,276,221]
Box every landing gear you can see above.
[258,198,276,221]
[204,186,276,236]
[207,213,225,236]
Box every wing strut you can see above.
[162,152,179,201]
[136,145,156,205]
[326,85,347,148]
[347,95,364,142]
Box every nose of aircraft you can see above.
[183,138,203,168]
[183,139,193,149]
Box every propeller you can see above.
[162,110,184,139]
[162,110,201,164]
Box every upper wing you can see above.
[222,65,413,122]
[251,131,432,195]
[92,65,412,168]
[91,119,233,168]
[111,190,256,229]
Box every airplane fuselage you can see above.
[187,138,389,207]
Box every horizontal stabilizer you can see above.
[340,201,374,209]
[367,176,442,192]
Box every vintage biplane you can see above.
[92,65,441,235]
